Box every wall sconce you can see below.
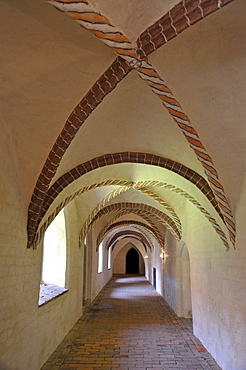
[160,252,165,259]
[144,255,148,259]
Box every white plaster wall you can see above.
[89,225,113,302]
[163,233,192,318]
[0,165,84,370]
[112,240,146,274]
[163,232,182,316]
[145,240,163,294]
[181,186,246,370]
[143,228,192,319]
[113,244,128,274]
[180,245,192,318]
[142,184,246,369]
[154,242,165,296]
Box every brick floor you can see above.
[41,275,221,370]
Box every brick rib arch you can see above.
[27,57,130,244]
[136,0,234,58]
[27,1,235,248]
[33,180,179,248]
[29,0,230,230]
[81,202,181,244]
[97,220,164,251]
[46,0,235,247]
[97,211,166,252]
[28,152,219,248]
[32,177,229,250]
[79,184,229,250]
[106,230,152,253]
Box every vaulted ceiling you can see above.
[1,0,245,252]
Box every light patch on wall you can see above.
[39,209,68,306]
[42,209,67,287]
[108,246,112,270]
[98,242,103,273]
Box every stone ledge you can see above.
[38,283,68,306]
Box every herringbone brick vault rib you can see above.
[41,275,221,370]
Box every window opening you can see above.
[98,242,103,273]
[108,246,112,270]
[39,209,68,306]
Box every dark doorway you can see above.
[153,267,156,290]
[126,248,139,274]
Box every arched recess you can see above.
[126,248,140,274]
[112,241,145,275]
[163,231,192,319]
[180,243,192,318]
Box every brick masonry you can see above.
[41,275,221,369]
[137,0,234,58]
[98,220,164,251]
[81,202,182,243]
[106,230,152,253]
[28,153,221,248]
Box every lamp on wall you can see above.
[160,251,165,259]
[144,255,148,259]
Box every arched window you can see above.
[98,242,103,273]
[39,209,68,305]
[108,246,112,270]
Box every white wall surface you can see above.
[113,241,146,275]
[0,158,84,370]
[181,189,246,370]
[89,226,113,302]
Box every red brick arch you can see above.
[27,0,234,247]
[136,0,234,58]
[27,152,221,248]
[97,220,164,251]
[106,230,153,253]
[82,202,182,243]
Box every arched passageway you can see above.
[126,247,139,274]
[1,2,245,370]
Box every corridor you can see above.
[41,276,221,370]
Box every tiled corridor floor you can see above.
[41,276,221,370]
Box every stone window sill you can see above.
[38,283,68,306]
